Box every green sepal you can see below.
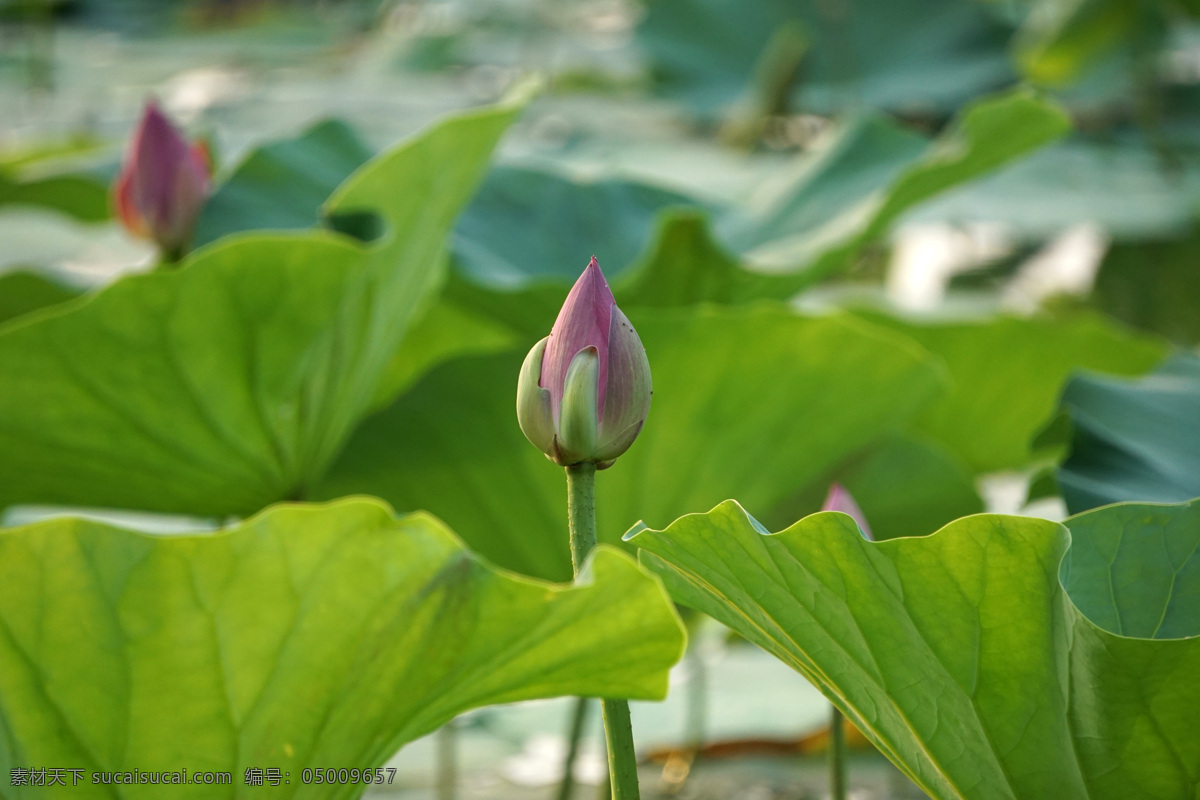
[516,336,556,456]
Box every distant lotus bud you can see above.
[821,484,873,541]
[113,100,211,260]
[517,257,651,468]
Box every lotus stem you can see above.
[829,705,846,800]
[685,639,707,756]
[567,463,598,572]
[436,720,456,800]
[565,463,640,800]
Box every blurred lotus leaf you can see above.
[636,0,1016,118]
[1053,353,1200,512]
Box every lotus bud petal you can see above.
[113,100,212,260]
[821,483,873,541]
[516,257,651,467]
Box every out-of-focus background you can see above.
[3,0,1199,797]
[7,0,1200,316]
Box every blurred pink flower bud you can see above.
[113,100,211,260]
[517,257,652,468]
[821,483,873,541]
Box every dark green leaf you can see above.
[452,165,703,289]
[1090,225,1200,346]
[637,0,1015,117]
[1056,354,1200,513]
[193,119,374,247]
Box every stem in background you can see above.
[555,696,591,800]
[685,642,707,755]
[436,721,456,800]
[829,705,846,800]
[565,463,640,800]
[595,773,611,800]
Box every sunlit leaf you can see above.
[631,499,1200,800]
[0,498,686,798]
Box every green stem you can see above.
[566,462,597,572]
[565,463,640,800]
[829,705,846,800]
[555,696,590,800]
[684,641,707,755]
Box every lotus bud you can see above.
[517,257,651,468]
[113,100,212,261]
[821,483,873,541]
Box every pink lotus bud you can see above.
[517,257,651,468]
[112,100,211,260]
[821,483,873,541]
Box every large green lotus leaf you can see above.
[193,119,374,248]
[0,498,686,799]
[0,270,81,326]
[856,311,1166,473]
[630,499,1200,800]
[317,305,945,580]
[636,0,1014,117]
[1054,354,1200,513]
[0,97,524,516]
